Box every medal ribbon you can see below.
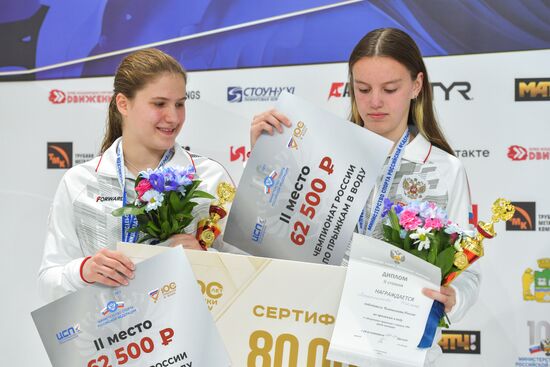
[358,129,409,235]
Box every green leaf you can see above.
[436,247,456,279]
[147,220,161,232]
[169,191,185,213]
[191,190,215,200]
[138,234,155,243]
[175,213,193,221]
[183,202,198,213]
[410,248,428,261]
[171,216,180,232]
[382,225,394,242]
[161,221,171,234]
[427,234,439,264]
[389,210,400,231]
[403,235,411,251]
[159,205,168,222]
[391,228,403,245]
[182,180,201,203]
[112,206,145,217]
[137,214,149,227]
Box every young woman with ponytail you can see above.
[250,28,479,365]
[39,49,238,302]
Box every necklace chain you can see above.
[125,159,141,174]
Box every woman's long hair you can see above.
[348,28,454,155]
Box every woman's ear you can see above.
[412,72,424,98]
[116,93,129,117]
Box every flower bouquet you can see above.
[381,198,514,287]
[112,165,214,243]
[380,197,515,342]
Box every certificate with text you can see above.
[328,234,441,367]
[224,92,392,265]
[32,247,230,367]
[119,242,356,367]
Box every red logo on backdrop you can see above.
[508,145,550,161]
[230,146,250,162]
[506,202,536,231]
[47,142,73,169]
[328,82,350,99]
[48,90,111,104]
[508,145,528,160]
[49,89,66,104]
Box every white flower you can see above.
[141,190,164,212]
[410,227,432,251]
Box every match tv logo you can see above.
[47,142,72,169]
[515,79,550,101]
[506,202,536,231]
[439,330,480,354]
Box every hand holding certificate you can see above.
[328,234,441,367]
[328,200,515,366]
[32,248,230,367]
[224,92,392,265]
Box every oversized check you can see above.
[119,243,357,367]
[224,92,392,265]
[31,247,230,367]
[328,234,441,367]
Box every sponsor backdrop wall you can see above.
[1,49,548,367]
[1,2,549,366]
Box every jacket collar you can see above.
[401,133,433,164]
[95,137,193,177]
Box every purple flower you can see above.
[381,198,394,218]
[394,203,404,215]
[162,168,179,192]
[175,165,195,186]
[148,173,165,192]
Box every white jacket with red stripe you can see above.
[38,137,241,302]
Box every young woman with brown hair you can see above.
[250,28,480,365]
[39,49,237,302]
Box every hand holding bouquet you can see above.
[381,198,514,338]
[112,165,214,243]
[381,198,515,285]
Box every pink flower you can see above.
[136,179,153,200]
[424,217,444,230]
[399,210,422,231]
